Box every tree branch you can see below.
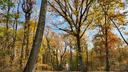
[109,18,128,46]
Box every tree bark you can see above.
[23,0,47,72]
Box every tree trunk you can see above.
[90,50,93,70]
[76,34,85,72]
[85,47,89,71]
[23,0,47,72]
[104,12,110,71]
[20,13,31,70]
[20,0,32,69]
[69,45,73,71]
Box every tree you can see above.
[92,30,121,70]
[23,0,47,72]
[20,0,34,69]
[48,0,93,71]
[0,0,128,71]
[92,0,126,71]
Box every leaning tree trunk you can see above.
[23,0,47,72]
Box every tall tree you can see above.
[92,0,126,71]
[23,0,47,72]
[20,0,33,69]
[48,0,93,71]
